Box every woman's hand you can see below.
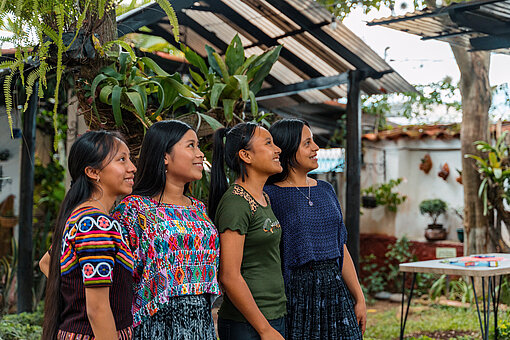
[260,326,285,340]
[354,300,367,335]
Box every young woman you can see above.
[265,119,366,340]
[209,122,286,340]
[40,130,136,340]
[112,120,220,340]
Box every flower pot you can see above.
[457,227,464,243]
[0,216,18,228]
[425,224,447,241]
[362,196,378,208]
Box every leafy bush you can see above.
[0,304,43,340]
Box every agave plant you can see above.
[180,34,282,128]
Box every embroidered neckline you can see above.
[232,184,270,216]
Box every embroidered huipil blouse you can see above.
[59,207,134,335]
[112,195,220,327]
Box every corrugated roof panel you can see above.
[297,89,331,103]
[184,9,253,46]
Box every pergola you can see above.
[116,0,415,268]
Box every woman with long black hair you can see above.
[112,120,220,340]
[40,130,136,340]
[265,118,366,340]
[209,122,286,340]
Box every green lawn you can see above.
[365,303,510,340]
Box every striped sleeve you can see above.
[75,213,121,287]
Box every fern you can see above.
[3,58,22,137]
[155,0,179,43]
[64,0,91,52]
[52,3,65,150]
[23,68,40,112]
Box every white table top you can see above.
[399,253,510,277]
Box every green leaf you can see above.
[210,83,227,108]
[91,74,109,115]
[235,54,258,75]
[489,152,499,167]
[465,154,488,168]
[119,52,130,75]
[223,99,235,123]
[225,34,244,75]
[111,85,124,126]
[99,85,113,104]
[198,113,224,131]
[130,85,148,113]
[249,90,258,117]
[205,45,222,75]
[126,91,146,123]
[478,178,488,198]
[233,75,249,101]
[181,44,208,75]
[249,45,281,94]
[189,68,205,87]
[213,52,230,82]
[140,57,170,76]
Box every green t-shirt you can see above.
[215,184,287,322]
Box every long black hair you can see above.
[208,122,258,220]
[267,118,310,184]
[132,120,193,200]
[42,130,124,340]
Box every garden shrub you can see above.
[0,304,43,340]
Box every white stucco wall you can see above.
[360,138,464,242]
[0,108,22,230]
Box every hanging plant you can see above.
[0,0,179,147]
[438,163,450,181]
[419,154,432,174]
[456,169,462,184]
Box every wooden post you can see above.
[345,70,363,272]
[18,81,38,312]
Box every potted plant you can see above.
[419,199,448,241]
[0,195,18,228]
[361,178,407,212]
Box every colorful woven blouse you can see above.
[59,207,134,335]
[112,195,220,327]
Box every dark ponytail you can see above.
[42,130,124,340]
[208,122,258,220]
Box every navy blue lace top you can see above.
[264,180,347,282]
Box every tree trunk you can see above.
[451,46,492,254]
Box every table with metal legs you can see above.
[399,253,510,340]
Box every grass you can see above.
[364,303,510,340]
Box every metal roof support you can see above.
[264,0,376,72]
[116,0,194,36]
[197,1,324,79]
[345,70,362,273]
[255,72,349,101]
[18,81,38,313]
[470,33,510,50]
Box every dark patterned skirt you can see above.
[134,294,216,340]
[285,259,363,340]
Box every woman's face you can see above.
[165,129,204,184]
[243,126,282,176]
[97,141,137,197]
[294,125,319,173]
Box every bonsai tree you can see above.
[419,199,448,226]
